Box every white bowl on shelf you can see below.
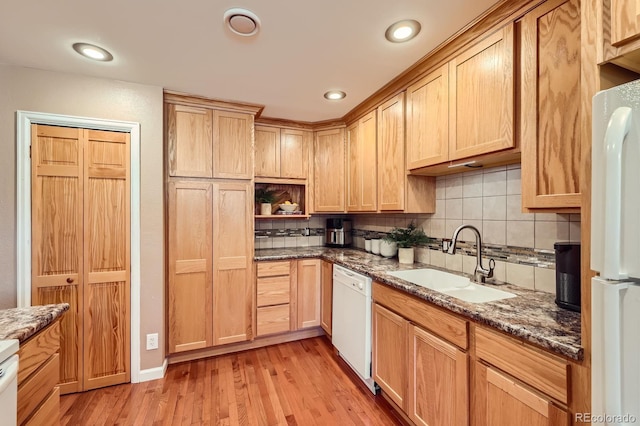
[279,203,298,212]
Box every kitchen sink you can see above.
[386,269,516,303]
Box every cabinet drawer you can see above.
[257,276,291,307]
[18,353,59,425]
[257,261,291,278]
[475,327,569,404]
[257,305,291,336]
[18,321,60,385]
[373,282,468,349]
[24,386,59,426]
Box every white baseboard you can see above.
[137,358,168,382]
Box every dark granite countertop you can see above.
[0,303,69,343]
[255,247,583,361]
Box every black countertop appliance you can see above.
[554,242,581,312]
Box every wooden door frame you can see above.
[15,110,143,384]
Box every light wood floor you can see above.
[60,337,404,425]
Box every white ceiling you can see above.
[0,0,500,122]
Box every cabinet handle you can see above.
[66,277,74,284]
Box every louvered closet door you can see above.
[83,129,130,390]
[31,124,84,394]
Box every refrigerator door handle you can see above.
[603,106,632,280]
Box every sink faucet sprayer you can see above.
[444,224,495,283]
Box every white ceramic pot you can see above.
[380,240,398,258]
[398,247,415,264]
[364,239,372,252]
[260,203,272,216]
[371,239,381,255]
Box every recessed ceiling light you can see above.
[72,43,113,61]
[385,20,421,43]
[224,8,261,37]
[324,91,346,101]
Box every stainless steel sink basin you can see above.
[386,268,516,303]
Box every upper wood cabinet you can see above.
[377,94,406,211]
[212,110,253,179]
[314,128,346,212]
[165,94,257,180]
[449,23,515,161]
[255,125,310,179]
[378,93,436,213]
[610,0,640,47]
[406,64,450,169]
[167,104,213,178]
[521,0,581,210]
[405,23,516,173]
[254,126,280,178]
[347,111,377,212]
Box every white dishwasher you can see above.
[0,339,19,426]
[332,264,376,394]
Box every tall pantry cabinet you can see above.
[165,93,260,354]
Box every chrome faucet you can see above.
[445,224,495,283]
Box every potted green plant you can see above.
[383,222,431,264]
[255,188,277,216]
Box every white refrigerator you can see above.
[592,79,640,426]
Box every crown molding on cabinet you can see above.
[164,90,264,116]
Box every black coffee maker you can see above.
[554,242,581,312]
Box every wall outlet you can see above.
[146,333,159,350]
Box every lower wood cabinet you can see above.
[18,320,61,426]
[296,259,321,329]
[255,259,321,336]
[475,363,569,426]
[373,302,469,426]
[409,325,468,426]
[474,327,570,426]
[373,303,408,409]
[320,260,333,336]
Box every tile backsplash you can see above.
[255,165,580,295]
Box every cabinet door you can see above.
[167,104,213,178]
[406,64,450,169]
[314,128,346,212]
[213,181,253,345]
[409,325,468,426]
[347,113,377,212]
[521,0,581,209]
[296,259,321,329]
[280,129,310,179]
[378,93,406,211]
[610,0,640,46]
[168,181,213,353]
[212,110,253,179]
[373,303,407,409]
[346,121,360,211]
[254,125,281,178]
[320,260,333,336]
[475,363,570,426]
[449,24,515,161]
